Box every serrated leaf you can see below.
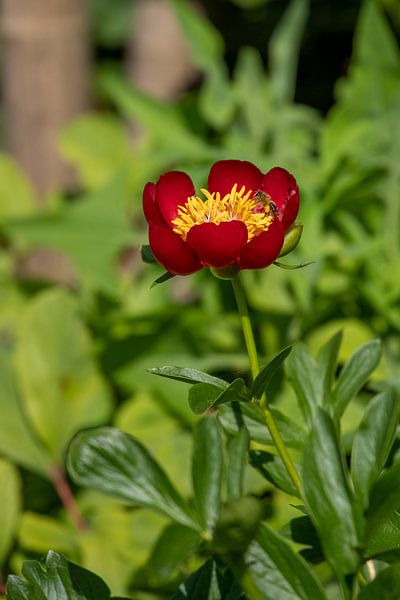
[243,524,327,600]
[331,339,382,419]
[147,365,227,389]
[251,346,292,400]
[302,409,359,576]
[192,417,223,532]
[67,427,196,529]
[351,391,399,510]
[227,428,249,500]
[189,379,250,415]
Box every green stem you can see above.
[231,277,260,381]
[231,274,302,496]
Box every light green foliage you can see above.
[14,289,112,461]
[2,1,400,598]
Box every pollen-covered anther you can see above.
[172,183,273,241]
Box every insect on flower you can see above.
[252,190,281,219]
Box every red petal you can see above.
[208,160,263,197]
[261,167,299,230]
[142,182,166,226]
[187,221,248,268]
[155,171,195,227]
[149,224,202,275]
[239,219,284,270]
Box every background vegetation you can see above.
[0,0,399,598]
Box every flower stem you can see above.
[231,274,301,496]
[51,466,87,531]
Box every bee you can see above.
[253,190,281,219]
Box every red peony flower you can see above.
[143,160,299,276]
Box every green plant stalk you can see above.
[231,274,302,495]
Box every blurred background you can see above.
[0,0,399,597]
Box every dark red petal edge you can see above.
[238,219,284,270]
[187,221,248,268]
[149,224,202,276]
[208,160,263,197]
[155,171,195,228]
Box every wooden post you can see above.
[0,0,91,200]
[126,0,198,140]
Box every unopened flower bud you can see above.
[278,223,303,258]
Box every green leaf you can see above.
[147,365,227,389]
[273,260,314,270]
[7,176,134,293]
[6,551,125,600]
[317,331,343,402]
[59,114,133,190]
[227,428,249,500]
[18,513,76,556]
[0,154,36,223]
[218,403,306,449]
[331,339,382,418]
[365,512,400,560]
[189,379,250,415]
[251,346,292,400]
[269,0,309,103]
[243,524,327,599]
[213,496,264,555]
[0,459,21,565]
[199,66,235,129]
[233,47,270,147]
[172,560,244,600]
[354,0,400,71]
[151,271,176,287]
[358,563,400,600]
[192,417,223,532]
[366,464,400,538]
[302,409,359,576]
[147,523,200,587]
[168,0,224,71]
[351,391,399,510]
[168,0,234,128]
[140,244,156,264]
[286,343,322,425]
[98,69,209,158]
[249,451,299,497]
[14,289,112,462]
[0,349,52,476]
[67,426,196,529]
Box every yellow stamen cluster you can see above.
[172,184,273,241]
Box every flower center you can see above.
[172,184,274,241]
